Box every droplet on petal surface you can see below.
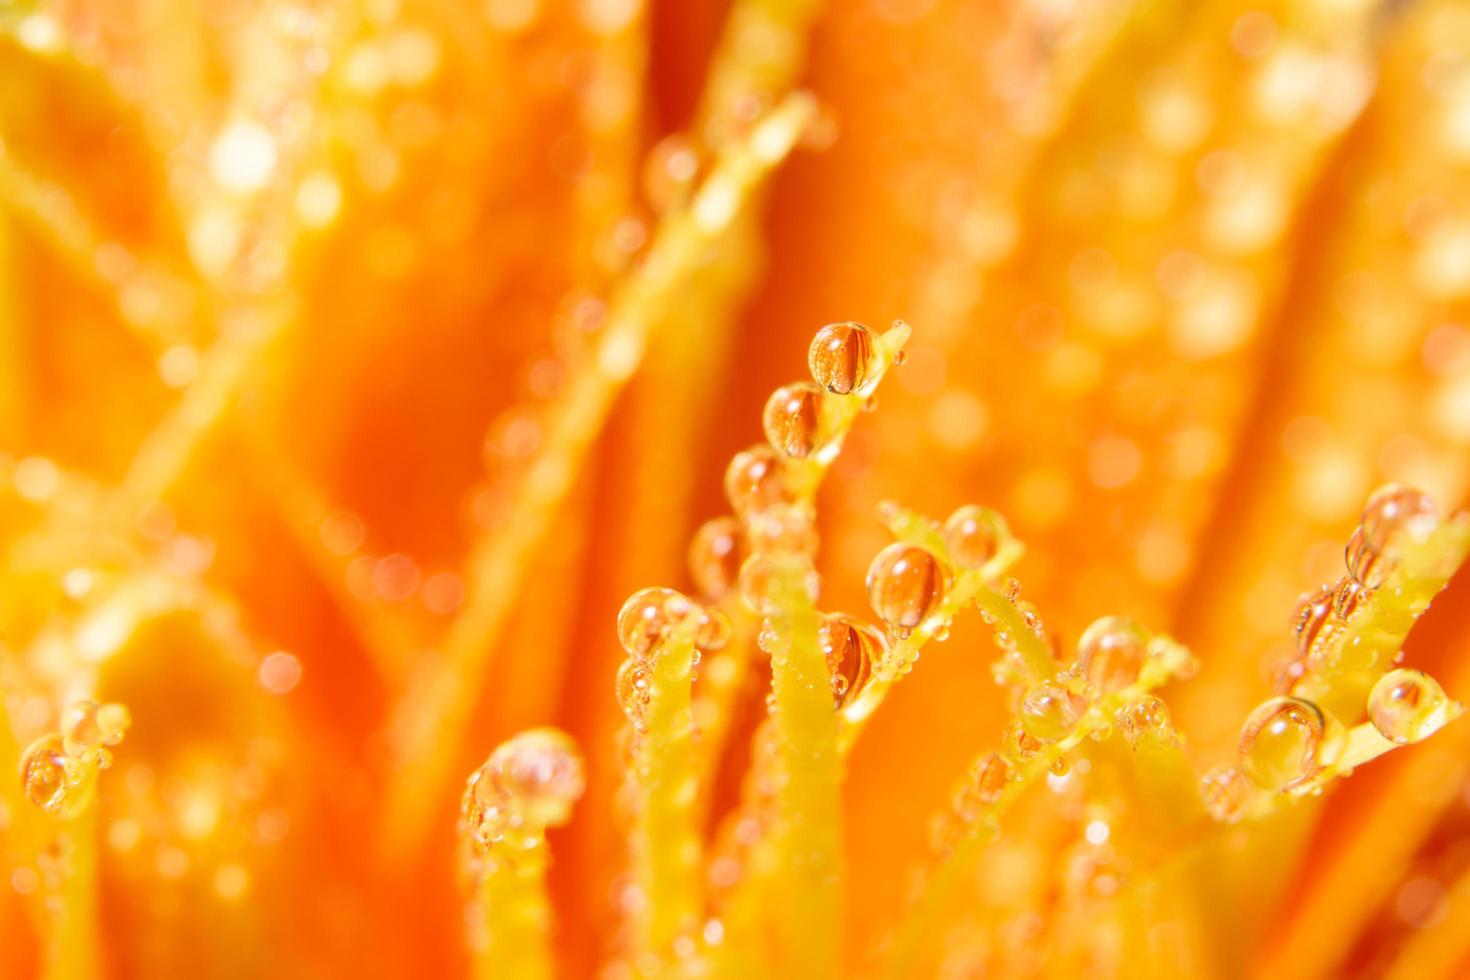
[1369,668,1455,745]
[1346,526,1391,590]
[866,543,946,636]
[61,700,131,760]
[808,321,883,396]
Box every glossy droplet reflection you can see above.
[762,382,830,460]
[1290,585,1338,656]
[1332,577,1369,622]
[943,504,1006,570]
[1360,484,1438,551]
[1369,669,1455,745]
[969,753,1010,804]
[1076,615,1151,695]
[483,727,585,827]
[1020,681,1086,743]
[616,660,653,731]
[617,587,683,661]
[724,446,791,517]
[866,543,946,636]
[1346,527,1391,590]
[808,321,882,396]
[20,733,70,813]
[818,613,883,707]
[1238,696,1336,792]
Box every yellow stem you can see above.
[381,92,818,852]
[469,854,555,980]
[767,558,841,978]
[630,621,704,960]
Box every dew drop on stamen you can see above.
[20,734,70,814]
[818,613,883,708]
[1200,765,1251,823]
[808,322,883,396]
[969,753,1010,804]
[483,728,585,827]
[1076,616,1151,695]
[1118,696,1171,744]
[1332,577,1369,622]
[1238,696,1333,792]
[943,505,1006,570]
[866,543,946,636]
[1020,681,1086,743]
[461,768,515,850]
[616,660,653,731]
[747,503,817,556]
[1002,722,1043,765]
[1360,484,1438,552]
[1369,668,1455,745]
[724,446,791,517]
[762,382,829,460]
[1345,526,1392,590]
[617,587,682,661]
[1290,584,1338,657]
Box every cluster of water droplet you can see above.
[926,751,1010,860]
[1279,486,1441,693]
[460,728,585,870]
[614,587,730,734]
[19,700,131,817]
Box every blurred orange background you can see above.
[3,0,1470,977]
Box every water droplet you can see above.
[483,728,585,826]
[1001,722,1043,765]
[808,322,883,396]
[1076,616,1151,695]
[1346,526,1391,590]
[617,587,683,661]
[969,753,1010,803]
[20,735,70,813]
[818,614,883,707]
[1020,681,1086,743]
[1332,577,1369,622]
[866,543,946,636]
[60,701,131,760]
[694,606,733,652]
[943,505,1007,570]
[1200,765,1251,823]
[616,660,653,731]
[724,446,790,517]
[1117,696,1171,744]
[688,517,744,600]
[461,767,517,850]
[762,382,830,460]
[1050,756,1072,777]
[1290,584,1339,656]
[1238,696,1337,791]
[1360,484,1438,551]
[1369,668,1455,745]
